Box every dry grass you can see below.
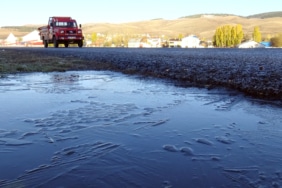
[1,16,282,40]
[83,16,282,39]
[0,50,87,74]
[0,29,30,39]
[0,49,118,75]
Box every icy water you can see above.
[0,71,282,188]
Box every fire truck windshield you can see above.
[54,22,77,28]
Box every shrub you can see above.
[270,33,282,47]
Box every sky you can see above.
[1,0,282,26]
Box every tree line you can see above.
[213,24,282,47]
[86,25,282,48]
[213,24,244,47]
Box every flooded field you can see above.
[0,71,282,187]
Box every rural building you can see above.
[128,37,154,48]
[237,40,265,48]
[168,39,181,47]
[22,30,42,46]
[181,35,200,48]
[5,33,17,45]
[147,37,162,47]
[128,38,142,48]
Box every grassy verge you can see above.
[0,49,88,74]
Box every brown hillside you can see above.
[0,25,41,39]
[83,16,282,40]
[0,28,30,39]
[1,16,282,40]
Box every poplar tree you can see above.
[213,24,244,47]
[231,27,236,46]
[219,28,224,47]
[178,33,183,40]
[91,33,98,43]
[225,25,232,47]
[253,26,262,43]
[214,27,224,47]
[235,24,244,45]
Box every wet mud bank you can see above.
[1,47,282,100]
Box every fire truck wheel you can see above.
[64,43,69,48]
[44,40,48,48]
[53,38,59,48]
[78,40,83,48]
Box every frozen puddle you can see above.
[0,71,281,187]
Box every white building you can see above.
[5,33,17,45]
[181,35,200,48]
[128,38,153,48]
[237,40,265,48]
[148,38,162,47]
[128,38,142,48]
[168,39,181,47]
[22,30,42,46]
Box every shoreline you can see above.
[0,47,281,101]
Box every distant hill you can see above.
[1,12,282,40]
[180,14,241,19]
[247,11,282,19]
[0,25,40,39]
[82,14,282,40]
[180,12,282,19]
[0,26,38,32]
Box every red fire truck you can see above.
[38,17,84,48]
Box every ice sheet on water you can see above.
[159,114,282,187]
[215,136,234,144]
[0,138,32,146]
[134,118,169,130]
[180,147,194,156]
[195,138,214,146]
[0,129,31,145]
[163,144,178,152]
[1,71,282,187]
[0,141,119,187]
[0,141,166,187]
